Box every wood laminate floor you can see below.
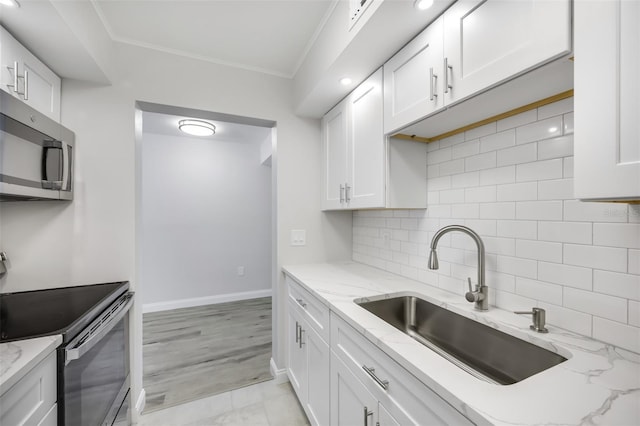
[143,297,273,413]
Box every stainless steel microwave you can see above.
[0,90,74,201]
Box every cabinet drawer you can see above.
[331,314,472,426]
[286,275,330,342]
[0,351,57,426]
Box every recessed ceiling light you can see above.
[340,77,352,86]
[548,126,558,133]
[0,0,20,7]
[178,119,216,137]
[414,0,433,10]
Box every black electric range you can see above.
[0,282,133,426]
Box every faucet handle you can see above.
[465,277,483,303]
[515,307,548,333]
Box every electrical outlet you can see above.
[380,229,392,249]
[291,229,306,246]
[237,266,245,276]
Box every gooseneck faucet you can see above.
[428,225,489,311]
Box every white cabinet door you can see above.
[383,17,444,134]
[0,26,61,121]
[305,326,330,426]
[348,68,385,209]
[321,99,349,210]
[574,0,640,201]
[331,354,378,426]
[287,303,307,403]
[442,0,571,106]
[378,403,401,426]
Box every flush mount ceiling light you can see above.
[178,119,216,137]
[414,0,433,10]
[339,77,352,86]
[0,0,20,7]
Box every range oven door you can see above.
[60,292,133,426]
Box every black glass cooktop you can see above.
[0,281,129,343]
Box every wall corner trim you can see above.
[142,289,273,313]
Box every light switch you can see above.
[291,229,306,246]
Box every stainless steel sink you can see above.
[356,295,567,385]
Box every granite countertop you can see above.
[282,261,640,426]
[0,335,61,395]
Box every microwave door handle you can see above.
[65,295,134,365]
[61,142,69,191]
[42,140,63,190]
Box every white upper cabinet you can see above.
[383,17,444,135]
[383,0,572,135]
[0,26,61,122]
[322,68,428,211]
[442,0,571,106]
[574,0,640,201]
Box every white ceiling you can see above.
[142,111,272,143]
[92,0,336,78]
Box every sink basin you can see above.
[356,295,567,385]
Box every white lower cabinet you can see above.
[0,351,57,426]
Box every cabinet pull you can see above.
[345,183,351,203]
[444,57,453,94]
[23,69,28,101]
[429,67,437,101]
[362,365,389,390]
[363,406,373,426]
[340,184,345,203]
[6,61,18,93]
[295,298,307,308]
[295,321,299,343]
[299,328,305,348]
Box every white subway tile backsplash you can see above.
[593,317,640,353]
[480,202,516,219]
[465,152,497,172]
[516,239,563,263]
[427,147,452,165]
[497,182,538,201]
[496,110,537,132]
[465,122,497,140]
[538,261,592,291]
[497,220,537,239]
[564,287,627,323]
[630,250,640,275]
[538,221,592,244]
[353,98,640,344]
[593,223,640,249]
[516,201,563,221]
[516,277,563,305]
[497,143,537,167]
[538,178,574,200]
[496,255,538,279]
[479,166,516,185]
[465,186,497,203]
[564,244,627,273]
[452,139,480,159]
[439,159,466,176]
[594,270,640,301]
[480,129,516,152]
[537,135,573,160]
[516,158,563,182]
[564,200,628,222]
[537,97,573,119]
[516,116,563,144]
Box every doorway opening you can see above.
[134,102,276,413]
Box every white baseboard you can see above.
[135,388,146,415]
[270,357,289,385]
[142,289,272,313]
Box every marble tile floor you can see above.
[137,379,310,426]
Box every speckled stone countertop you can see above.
[282,262,640,426]
[0,335,61,395]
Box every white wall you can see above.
[353,97,640,354]
[0,41,352,419]
[140,130,271,308]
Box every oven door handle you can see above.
[65,294,134,365]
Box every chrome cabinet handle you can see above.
[363,406,373,426]
[340,184,345,203]
[23,69,28,100]
[299,328,305,348]
[295,321,299,343]
[429,67,437,101]
[345,183,351,203]
[362,365,389,390]
[444,57,453,94]
[6,61,18,93]
[295,298,307,308]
